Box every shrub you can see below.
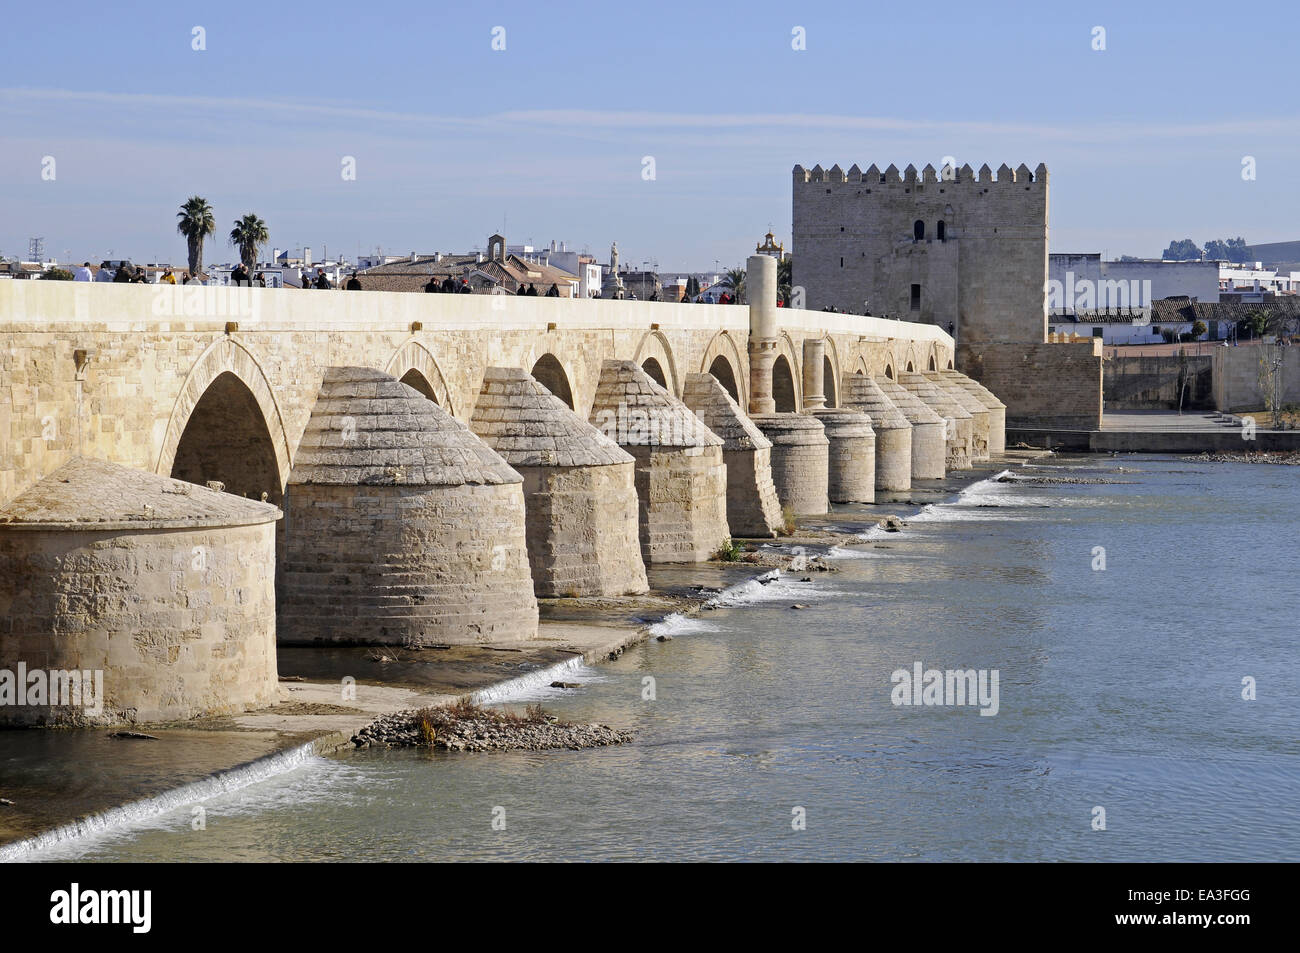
[780,506,797,536]
[714,538,744,561]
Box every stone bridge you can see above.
[0,277,954,505]
[0,264,993,725]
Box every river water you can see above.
[23,455,1300,862]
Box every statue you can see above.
[610,241,620,275]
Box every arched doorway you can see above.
[927,355,936,371]
[171,371,282,504]
[947,359,954,369]
[772,355,797,412]
[531,353,574,409]
[884,364,895,380]
[913,220,925,241]
[905,361,915,373]
[641,357,667,389]
[400,368,438,402]
[707,355,740,403]
[823,355,838,407]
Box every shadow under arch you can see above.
[641,357,668,389]
[531,352,574,409]
[772,354,798,412]
[385,339,455,414]
[699,329,747,408]
[631,329,680,396]
[170,371,282,505]
[707,354,740,403]
[157,337,291,500]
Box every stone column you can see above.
[747,254,778,415]
[802,337,826,411]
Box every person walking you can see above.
[314,268,332,289]
[545,283,560,297]
[161,268,177,285]
[345,274,362,291]
[255,272,267,287]
[74,262,93,282]
[95,261,115,282]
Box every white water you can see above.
[0,741,321,863]
[469,656,606,705]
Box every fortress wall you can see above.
[964,340,1104,429]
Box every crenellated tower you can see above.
[791,161,1049,358]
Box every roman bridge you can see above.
[0,276,954,506]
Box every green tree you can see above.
[1237,309,1269,340]
[1205,237,1251,262]
[40,267,74,280]
[176,196,216,277]
[229,213,269,272]
[724,267,747,303]
[685,275,699,298]
[1162,239,1201,261]
[1190,319,1207,340]
[778,257,793,304]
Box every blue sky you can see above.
[2,0,1297,270]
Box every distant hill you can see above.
[1245,240,1300,266]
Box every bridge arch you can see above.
[529,352,575,409]
[157,337,291,503]
[385,339,455,414]
[771,332,802,412]
[699,330,747,407]
[821,335,842,408]
[632,330,680,396]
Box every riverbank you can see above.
[0,452,1047,859]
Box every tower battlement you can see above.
[794,162,1047,188]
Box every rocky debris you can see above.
[997,474,1135,485]
[549,681,581,689]
[878,516,906,532]
[791,604,809,610]
[1182,451,1300,466]
[351,701,632,752]
[733,550,834,572]
[656,634,673,642]
[0,797,14,806]
[108,731,159,740]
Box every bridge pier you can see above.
[278,367,539,646]
[927,371,991,462]
[682,372,783,537]
[810,408,876,503]
[0,458,281,725]
[877,378,948,480]
[944,371,1008,455]
[589,360,731,562]
[471,367,648,598]
[843,375,914,492]
[901,372,974,471]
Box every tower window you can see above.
[910,284,921,311]
[913,220,925,241]
[937,221,946,242]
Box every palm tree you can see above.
[176,196,216,278]
[229,214,269,272]
[725,267,747,303]
[777,257,793,304]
